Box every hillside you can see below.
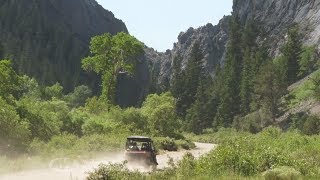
[0,0,127,91]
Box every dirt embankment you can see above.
[0,143,216,180]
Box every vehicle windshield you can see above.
[126,139,154,151]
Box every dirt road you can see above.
[0,143,215,180]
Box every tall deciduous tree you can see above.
[82,32,144,104]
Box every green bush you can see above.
[232,111,265,133]
[82,116,120,135]
[176,153,196,179]
[17,98,68,141]
[175,139,196,150]
[154,137,178,151]
[64,85,92,108]
[302,115,320,135]
[263,166,301,180]
[86,163,143,180]
[109,107,149,134]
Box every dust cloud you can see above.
[0,143,215,180]
[0,152,125,180]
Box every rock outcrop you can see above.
[147,16,230,91]
[148,0,320,91]
[233,0,320,56]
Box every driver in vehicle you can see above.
[128,141,140,151]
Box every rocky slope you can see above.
[233,0,320,56]
[147,17,230,91]
[0,0,127,91]
[150,0,320,90]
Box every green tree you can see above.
[42,82,63,100]
[20,75,41,99]
[0,43,3,59]
[185,76,211,134]
[82,32,144,104]
[65,85,92,108]
[299,45,319,77]
[239,21,258,114]
[175,43,203,118]
[0,97,30,152]
[254,62,286,122]
[170,54,184,97]
[240,48,254,114]
[141,92,181,138]
[281,24,302,85]
[214,16,243,127]
[0,59,22,101]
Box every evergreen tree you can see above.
[171,54,184,97]
[299,45,319,77]
[240,47,254,114]
[176,42,204,118]
[239,21,258,114]
[214,16,243,128]
[281,24,302,85]
[0,43,3,59]
[254,62,286,122]
[185,69,211,134]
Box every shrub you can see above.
[64,85,92,108]
[154,137,178,151]
[86,163,142,180]
[82,117,118,135]
[263,166,301,180]
[109,107,149,134]
[302,115,320,135]
[84,96,110,114]
[17,98,68,141]
[176,153,196,179]
[175,139,196,150]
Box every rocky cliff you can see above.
[233,0,320,55]
[149,0,320,90]
[146,16,230,91]
[0,0,127,91]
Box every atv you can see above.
[124,136,158,168]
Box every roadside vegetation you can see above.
[87,127,320,179]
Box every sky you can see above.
[96,0,233,52]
